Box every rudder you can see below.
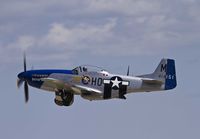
[165,59,177,90]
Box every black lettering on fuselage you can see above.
[91,77,103,86]
[161,64,167,72]
[97,78,103,86]
[91,77,97,85]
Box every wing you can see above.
[73,84,102,94]
[41,78,71,90]
[41,78,102,96]
[72,84,102,100]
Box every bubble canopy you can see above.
[72,65,109,75]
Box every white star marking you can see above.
[111,77,121,88]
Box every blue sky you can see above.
[0,0,200,139]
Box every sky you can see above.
[0,0,200,138]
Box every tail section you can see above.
[138,58,177,90]
[152,59,177,90]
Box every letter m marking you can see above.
[161,64,167,72]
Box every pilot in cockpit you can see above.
[83,67,88,72]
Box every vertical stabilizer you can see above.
[152,59,177,90]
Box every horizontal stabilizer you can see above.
[142,79,163,85]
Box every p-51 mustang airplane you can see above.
[17,55,177,106]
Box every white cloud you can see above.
[1,0,200,67]
[86,0,161,16]
[0,19,117,67]
[0,0,161,18]
[46,20,115,45]
[43,19,116,47]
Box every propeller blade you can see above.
[23,52,27,72]
[24,81,29,103]
[17,79,24,88]
[127,65,130,76]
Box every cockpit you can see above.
[72,65,109,76]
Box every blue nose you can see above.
[18,72,28,80]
